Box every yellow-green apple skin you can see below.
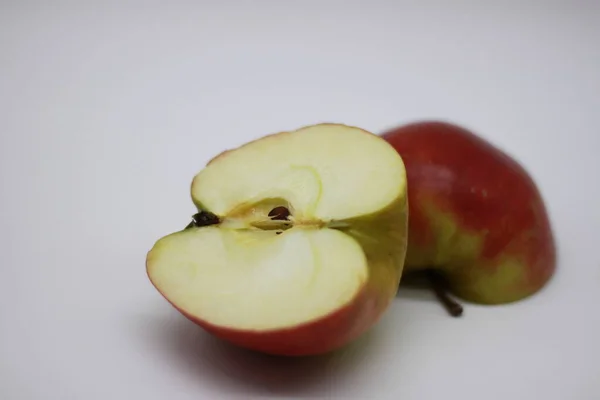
[382,121,557,304]
[146,123,409,356]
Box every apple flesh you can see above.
[147,123,409,356]
[382,121,556,307]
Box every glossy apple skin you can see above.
[382,121,556,304]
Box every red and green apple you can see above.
[382,121,556,312]
[146,123,409,356]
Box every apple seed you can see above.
[268,206,291,221]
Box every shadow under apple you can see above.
[137,309,384,397]
[396,272,439,302]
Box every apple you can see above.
[382,121,556,313]
[146,123,409,356]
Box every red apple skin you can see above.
[150,280,393,356]
[174,286,384,356]
[382,121,557,304]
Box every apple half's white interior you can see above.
[147,124,406,331]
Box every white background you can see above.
[1,1,599,399]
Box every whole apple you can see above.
[382,121,556,309]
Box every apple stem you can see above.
[427,270,464,317]
[185,211,220,229]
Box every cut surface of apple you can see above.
[146,123,409,355]
[192,123,405,221]
[148,227,367,330]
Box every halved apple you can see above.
[146,123,409,356]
